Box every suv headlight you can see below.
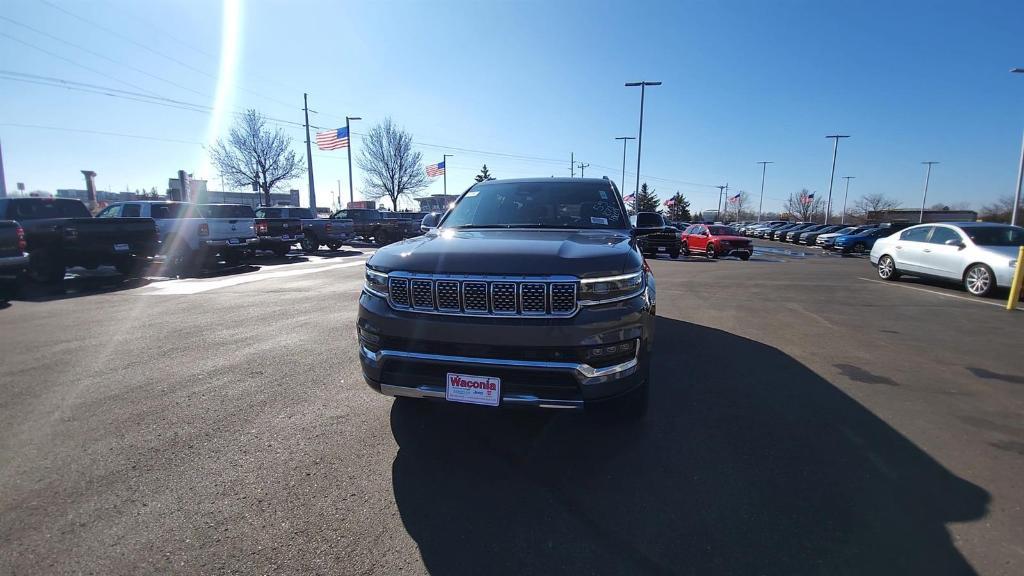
[578,271,644,305]
[364,266,389,298]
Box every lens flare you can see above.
[202,0,242,179]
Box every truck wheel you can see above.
[669,248,680,259]
[300,236,319,253]
[29,251,65,283]
[326,242,342,251]
[114,258,141,276]
[272,245,290,257]
[375,230,391,245]
[681,242,690,256]
[223,250,243,267]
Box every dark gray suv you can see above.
[357,177,656,414]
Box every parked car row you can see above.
[734,220,911,254]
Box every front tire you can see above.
[669,247,680,259]
[877,255,899,281]
[853,242,867,254]
[706,244,718,259]
[739,253,750,261]
[964,264,996,297]
[300,236,319,253]
[272,245,290,257]
[681,242,690,256]
[326,241,342,251]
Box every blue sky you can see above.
[1,0,1022,214]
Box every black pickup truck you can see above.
[0,198,158,282]
[248,206,302,257]
[630,212,682,259]
[357,177,656,417]
[0,220,29,301]
[331,208,419,245]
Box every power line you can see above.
[0,122,205,145]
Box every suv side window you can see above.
[121,204,141,217]
[333,210,348,219]
[929,227,962,245]
[97,205,121,218]
[900,226,932,242]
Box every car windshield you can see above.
[964,226,1024,246]
[708,226,737,235]
[197,204,255,219]
[442,181,628,229]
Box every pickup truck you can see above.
[358,177,656,417]
[0,220,29,302]
[0,197,158,283]
[331,208,419,245]
[186,204,260,264]
[254,206,353,253]
[630,212,682,259]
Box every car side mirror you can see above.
[945,238,966,249]
[420,213,439,233]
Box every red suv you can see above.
[681,224,753,260]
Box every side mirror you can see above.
[420,212,439,233]
[945,238,966,249]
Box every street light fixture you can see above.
[841,176,855,224]
[345,116,362,205]
[625,81,662,196]
[1011,68,1023,226]
[614,136,635,192]
[756,161,773,222]
[920,162,939,223]
[824,135,850,224]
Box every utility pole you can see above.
[716,184,727,218]
[442,154,453,205]
[345,116,361,206]
[0,139,7,198]
[824,134,850,224]
[615,136,635,191]
[1011,68,1023,225]
[577,162,590,177]
[919,161,939,223]
[303,93,316,211]
[570,152,575,177]
[625,80,662,195]
[841,176,855,224]
[756,161,772,223]
[337,179,341,209]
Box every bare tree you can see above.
[980,195,1016,223]
[357,118,428,211]
[853,193,901,216]
[210,109,305,206]
[727,190,750,221]
[783,189,824,221]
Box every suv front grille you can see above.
[386,274,578,317]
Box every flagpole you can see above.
[442,154,453,209]
[346,116,361,207]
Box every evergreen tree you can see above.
[666,192,692,221]
[634,182,660,213]
[474,164,496,182]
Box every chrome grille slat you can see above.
[386,274,578,318]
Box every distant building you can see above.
[56,189,150,204]
[866,208,978,224]
[415,194,454,213]
[166,177,300,207]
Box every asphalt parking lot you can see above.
[1,241,1022,575]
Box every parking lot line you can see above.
[857,277,1017,309]
[147,258,369,295]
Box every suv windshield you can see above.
[964,226,1024,246]
[442,181,627,229]
[197,204,255,219]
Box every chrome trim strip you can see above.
[383,272,580,318]
[380,383,584,409]
[577,288,646,306]
[579,271,642,284]
[361,343,639,381]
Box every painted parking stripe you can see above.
[148,258,369,295]
[858,277,1019,309]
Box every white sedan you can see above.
[870,222,1023,297]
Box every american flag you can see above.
[316,127,349,150]
[664,199,675,207]
[728,192,741,205]
[622,193,635,203]
[426,161,445,177]
[801,192,816,205]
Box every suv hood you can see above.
[368,228,638,277]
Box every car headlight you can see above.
[578,271,644,305]
[364,266,389,298]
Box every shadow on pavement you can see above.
[293,248,375,259]
[390,317,989,575]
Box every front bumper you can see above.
[0,253,29,278]
[357,290,654,408]
[257,234,305,247]
[200,237,259,248]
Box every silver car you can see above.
[870,222,1023,296]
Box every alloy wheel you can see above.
[965,266,992,296]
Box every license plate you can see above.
[281,235,290,240]
[113,243,129,252]
[657,246,666,251]
[446,372,501,407]
[228,238,240,245]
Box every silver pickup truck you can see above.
[254,206,354,253]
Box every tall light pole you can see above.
[625,81,662,195]
[615,136,635,190]
[303,93,316,210]
[841,176,855,224]
[919,161,939,223]
[345,116,361,206]
[1011,68,1024,226]
[442,154,453,204]
[824,134,850,224]
[756,161,773,222]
